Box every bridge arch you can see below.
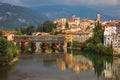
[13,35,70,53]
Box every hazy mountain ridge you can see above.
[0,2,49,29]
[32,5,120,21]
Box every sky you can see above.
[0,0,120,19]
[0,0,120,7]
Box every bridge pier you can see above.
[21,42,25,53]
[31,42,36,53]
[63,42,67,48]
[41,43,47,52]
[35,42,41,52]
[51,43,55,52]
[14,35,66,53]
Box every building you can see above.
[0,30,14,40]
[54,14,80,31]
[54,18,67,31]
[65,30,93,43]
[32,32,50,35]
[96,14,101,22]
[104,21,120,52]
[80,18,95,31]
[67,14,80,28]
[104,22,117,46]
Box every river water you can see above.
[0,49,119,80]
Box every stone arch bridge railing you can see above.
[14,35,65,43]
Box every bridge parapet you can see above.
[14,35,65,43]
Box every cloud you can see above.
[0,0,119,6]
[0,0,21,5]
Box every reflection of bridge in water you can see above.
[14,35,70,53]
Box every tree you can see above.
[0,38,18,66]
[36,23,43,32]
[20,25,35,35]
[81,22,113,55]
[0,31,3,37]
[42,21,56,33]
[65,22,69,28]
[93,22,104,44]
[26,25,35,35]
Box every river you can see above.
[0,49,119,80]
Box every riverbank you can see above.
[8,57,19,65]
[19,53,33,58]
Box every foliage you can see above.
[65,22,69,28]
[72,41,81,48]
[54,30,62,35]
[19,25,35,35]
[0,38,18,66]
[36,23,43,32]
[42,21,56,33]
[81,22,113,55]
[82,52,113,77]
[67,42,72,47]
[0,31,3,37]
[36,21,56,33]
[93,23,103,44]
[11,28,22,35]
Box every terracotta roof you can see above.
[105,22,120,26]
[67,19,74,22]
[65,30,93,35]
[81,18,94,22]
[4,33,14,37]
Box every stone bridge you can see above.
[13,35,72,53]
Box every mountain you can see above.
[31,5,120,21]
[0,2,49,29]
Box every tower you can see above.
[96,14,100,22]
[72,14,76,21]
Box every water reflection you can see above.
[103,57,120,80]
[1,48,120,80]
[56,52,93,73]
[0,62,17,80]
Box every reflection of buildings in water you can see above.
[103,62,113,79]
[72,63,80,73]
[112,58,120,80]
[56,53,93,73]
[64,53,73,65]
[103,58,120,80]
[56,58,66,71]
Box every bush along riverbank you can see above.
[81,22,113,55]
[0,38,19,66]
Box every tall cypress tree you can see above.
[93,22,103,45]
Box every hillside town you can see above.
[1,14,120,53]
[54,14,120,53]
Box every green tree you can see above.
[0,38,18,66]
[81,22,113,55]
[65,22,69,28]
[42,21,56,33]
[0,31,3,37]
[93,22,103,44]
[26,25,35,35]
[20,25,35,35]
[36,23,43,32]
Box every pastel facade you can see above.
[66,30,93,42]
[32,32,50,35]
[104,21,120,50]
[1,30,14,40]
